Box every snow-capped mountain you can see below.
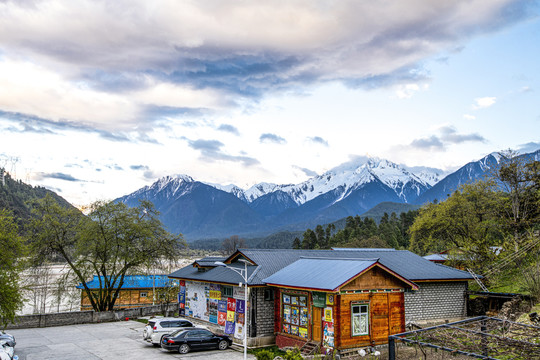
[116,149,540,240]
[225,157,432,205]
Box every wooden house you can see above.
[77,275,175,310]
[264,257,418,351]
[169,248,474,350]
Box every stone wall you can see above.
[253,287,275,337]
[6,303,178,329]
[405,281,468,322]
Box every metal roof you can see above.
[194,256,228,267]
[423,253,448,261]
[76,275,173,289]
[263,257,379,291]
[169,248,475,286]
[169,261,257,286]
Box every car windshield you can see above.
[170,329,187,338]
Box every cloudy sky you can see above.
[1,0,539,207]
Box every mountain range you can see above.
[116,149,540,240]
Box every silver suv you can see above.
[143,317,196,346]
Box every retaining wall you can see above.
[6,303,178,329]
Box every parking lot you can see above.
[8,320,255,359]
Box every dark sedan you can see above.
[161,328,232,354]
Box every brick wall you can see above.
[276,333,307,349]
[404,281,468,322]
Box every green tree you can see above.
[29,195,184,311]
[409,181,504,274]
[0,209,26,327]
[292,237,301,249]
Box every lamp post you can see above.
[215,259,248,360]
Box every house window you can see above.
[140,292,148,298]
[222,286,233,297]
[351,303,369,336]
[281,293,308,339]
[264,288,274,301]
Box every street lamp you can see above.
[214,259,249,360]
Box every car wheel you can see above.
[218,340,228,350]
[178,343,190,354]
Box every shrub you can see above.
[255,349,275,360]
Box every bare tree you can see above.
[222,235,245,255]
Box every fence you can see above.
[6,303,179,330]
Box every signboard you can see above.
[209,290,221,300]
[313,292,326,308]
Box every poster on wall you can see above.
[323,321,335,348]
[236,312,245,325]
[234,323,244,339]
[326,293,335,306]
[227,310,235,322]
[209,298,218,324]
[225,321,235,334]
[291,306,299,325]
[236,299,245,314]
[283,305,291,323]
[283,294,291,304]
[218,311,227,326]
[227,297,236,312]
[324,307,333,322]
[312,292,326,308]
[299,327,308,339]
[300,307,308,327]
[218,300,227,313]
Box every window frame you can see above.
[222,286,233,297]
[140,291,148,298]
[351,302,370,336]
[281,292,309,339]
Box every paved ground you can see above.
[8,321,255,360]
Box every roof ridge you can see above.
[299,256,379,261]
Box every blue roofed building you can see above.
[77,275,177,310]
[168,248,475,352]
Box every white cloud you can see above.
[473,96,497,109]
[463,114,476,120]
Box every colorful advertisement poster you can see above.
[323,321,334,348]
[312,292,326,308]
[209,298,218,324]
[326,293,335,306]
[236,312,245,325]
[218,311,227,326]
[227,310,235,322]
[283,294,291,304]
[291,296,298,305]
[179,280,185,287]
[225,321,235,334]
[324,307,333,322]
[299,296,307,307]
[234,323,244,339]
[227,297,236,312]
[299,327,308,339]
[217,300,227,313]
[291,306,299,325]
[236,299,245,314]
[300,307,308,326]
[209,290,221,300]
[210,284,220,291]
[283,305,291,323]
